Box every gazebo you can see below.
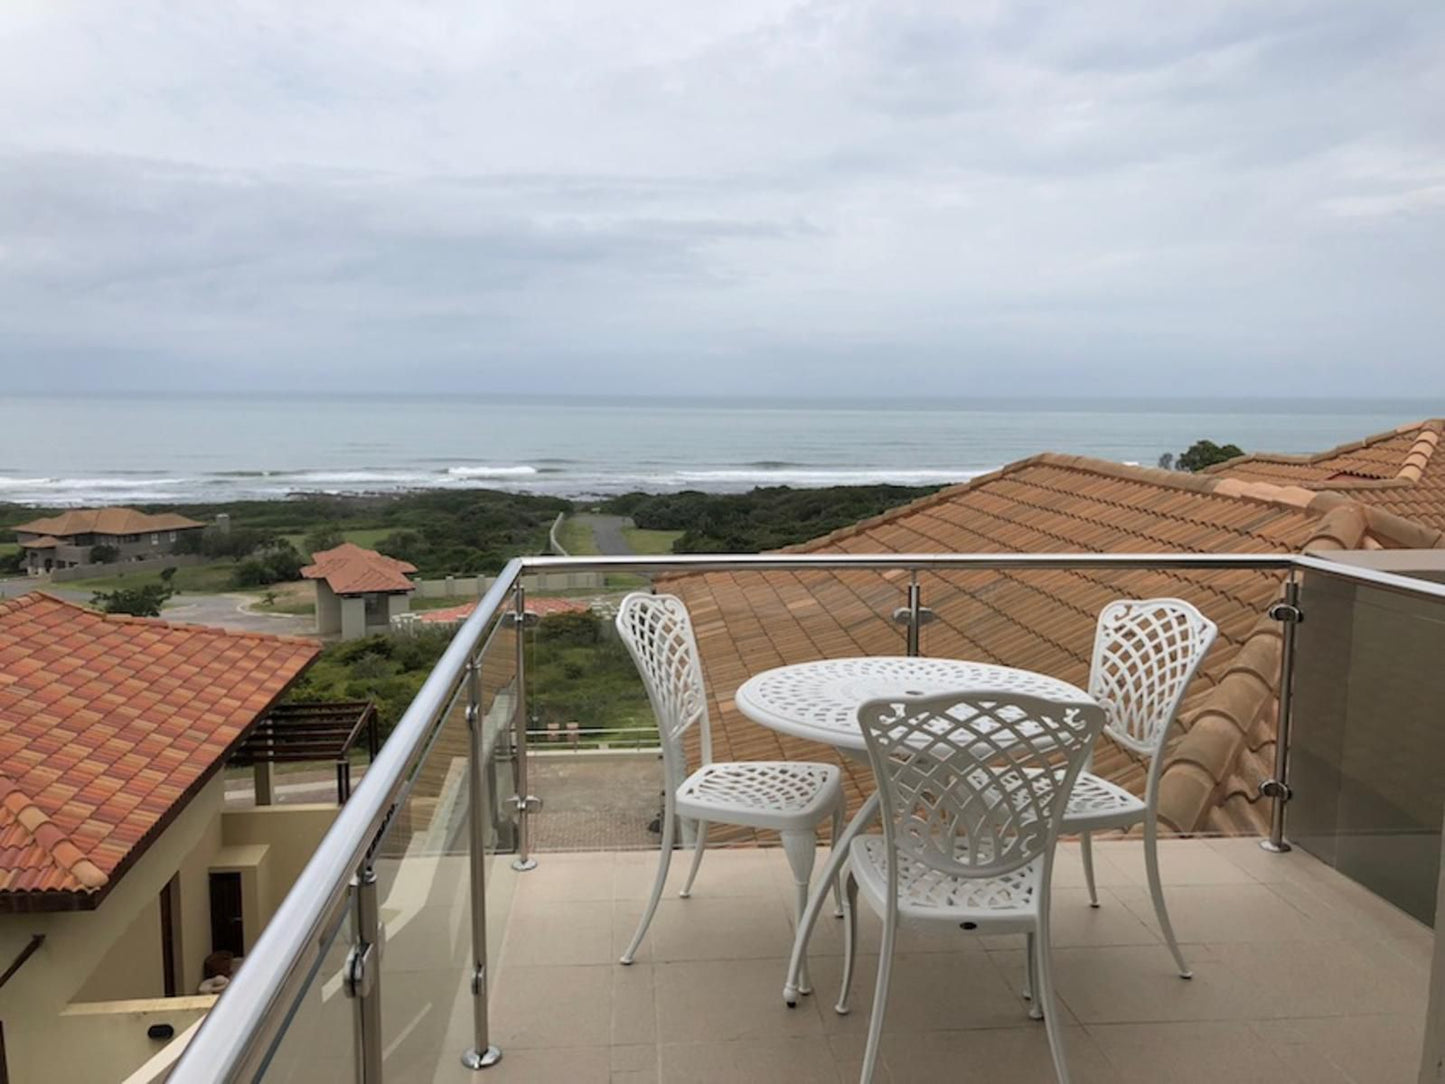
[300,542,416,639]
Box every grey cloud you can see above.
[0,0,1442,396]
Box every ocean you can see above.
[0,394,1437,507]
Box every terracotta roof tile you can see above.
[0,593,319,910]
[662,447,1444,841]
[13,507,204,537]
[301,542,417,596]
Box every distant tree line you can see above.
[601,484,942,553]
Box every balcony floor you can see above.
[396,837,1431,1084]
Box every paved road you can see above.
[570,514,635,555]
[0,577,313,636]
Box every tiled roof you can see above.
[13,507,205,538]
[0,593,319,911]
[662,452,1445,840]
[301,543,417,596]
[1207,420,1445,534]
[417,597,591,625]
[18,536,60,549]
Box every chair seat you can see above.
[676,761,842,832]
[848,836,1042,930]
[1062,771,1147,830]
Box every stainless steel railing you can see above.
[168,549,1445,1083]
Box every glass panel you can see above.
[257,896,354,1082]
[1292,568,1445,924]
[524,584,658,853]
[372,666,473,1081]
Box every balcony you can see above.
[159,553,1445,1084]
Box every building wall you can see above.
[0,784,339,1084]
[48,554,207,583]
[414,570,604,598]
[340,594,367,639]
[314,581,343,634]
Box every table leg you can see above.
[784,791,880,1006]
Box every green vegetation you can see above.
[61,560,241,594]
[555,516,599,556]
[528,610,653,743]
[620,526,682,555]
[91,583,173,617]
[284,629,456,736]
[1172,440,1245,473]
[282,609,652,744]
[602,484,942,553]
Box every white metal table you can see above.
[734,655,1095,1005]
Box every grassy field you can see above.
[247,580,315,615]
[59,561,241,594]
[621,527,681,555]
[282,526,394,556]
[555,516,599,556]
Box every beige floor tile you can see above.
[1088,1020,1324,1084]
[827,1034,894,1084]
[450,1046,612,1083]
[491,964,614,1048]
[654,959,826,1043]
[1111,882,1326,943]
[613,961,659,1045]
[1104,837,1261,887]
[511,851,616,902]
[658,1038,843,1083]
[1024,943,1252,1024]
[1254,1014,1425,1084]
[880,1024,1115,1084]
[648,894,798,962]
[1266,872,1433,951]
[615,846,786,901]
[1054,838,1136,889]
[501,898,617,966]
[615,898,657,963]
[612,1042,660,1073]
[1208,939,1427,1019]
[977,888,1163,951]
[809,949,1052,1035]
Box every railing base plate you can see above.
[511,857,538,872]
[1258,839,1292,854]
[462,1046,502,1070]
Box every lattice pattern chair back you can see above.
[615,592,712,771]
[1088,598,1217,759]
[858,692,1105,881]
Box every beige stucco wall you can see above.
[340,594,367,639]
[0,787,339,1084]
[0,776,225,1084]
[315,580,343,634]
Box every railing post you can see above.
[1260,572,1302,853]
[891,572,933,656]
[343,861,383,1083]
[510,579,540,871]
[462,657,502,1071]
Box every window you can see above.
[151,533,159,545]
[169,531,176,541]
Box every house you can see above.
[14,508,206,575]
[662,422,1445,842]
[0,593,327,1084]
[301,542,417,639]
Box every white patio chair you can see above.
[615,592,846,987]
[1065,597,1218,979]
[838,690,1106,1084]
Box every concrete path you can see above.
[570,513,635,555]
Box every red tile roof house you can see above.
[14,508,206,576]
[301,542,417,640]
[662,420,1445,843]
[0,593,327,1084]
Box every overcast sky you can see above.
[1,1,1442,397]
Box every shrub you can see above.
[88,543,120,564]
[1175,440,1245,473]
[91,584,173,617]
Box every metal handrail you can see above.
[171,560,524,1082]
[169,547,1445,1081]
